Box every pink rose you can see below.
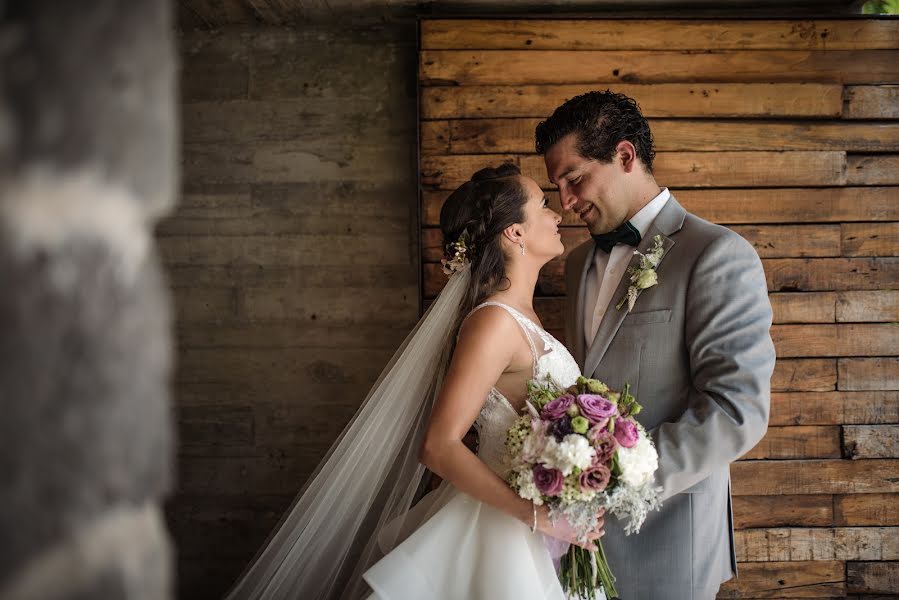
[588,426,619,466]
[613,418,639,449]
[533,465,564,496]
[576,394,618,424]
[580,464,612,492]
[541,395,575,421]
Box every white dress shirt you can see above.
[584,188,671,345]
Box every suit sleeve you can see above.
[651,231,776,501]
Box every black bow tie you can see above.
[592,221,642,254]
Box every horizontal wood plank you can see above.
[736,527,899,562]
[421,152,847,190]
[421,83,843,119]
[422,118,899,154]
[847,561,899,594]
[848,155,899,185]
[732,495,833,529]
[771,324,898,357]
[842,223,899,257]
[421,19,899,51]
[839,358,899,391]
[770,391,899,426]
[742,426,841,460]
[717,560,844,598]
[764,258,899,292]
[158,233,412,266]
[423,224,842,262]
[731,459,899,495]
[843,425,899,459]
[845,85,899,119]
[837,291,899,322]
[835,493,899,526]
[771,359,836,392]
[420,49,899,86]
[422,187,899,226]
[424,258,899,299]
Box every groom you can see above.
[536,91,776,600]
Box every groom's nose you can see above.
[559,187,578,211]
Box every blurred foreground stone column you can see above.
[0,1,177,599]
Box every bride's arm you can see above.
[419,307,600,548]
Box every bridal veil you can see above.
[223,267,472,600]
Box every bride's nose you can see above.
[553,212,562,224]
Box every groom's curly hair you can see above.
[534,90,656,172]
[439,162,528,316]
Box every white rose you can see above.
[515,468,544,505]
[616,434,658,488]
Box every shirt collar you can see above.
[629,188,670,237]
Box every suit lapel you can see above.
[582,196,687,377]
[569,241,595,370]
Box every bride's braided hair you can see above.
[439,162,528,319]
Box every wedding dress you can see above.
[363,301,602,600]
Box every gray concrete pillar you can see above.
[0,1,177,598]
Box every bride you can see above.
[223,164,606,600]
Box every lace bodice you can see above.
[468,302,581,478]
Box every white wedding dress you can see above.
[363,301,602,600]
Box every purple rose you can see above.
[613,418,640,449]
[533,465,564,496]
[541,395,575,421]
[588,426,619,466]
[579,464,612,492]
[551,416,574,441]
[576,394,618,424]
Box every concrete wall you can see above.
[161,21,419,599]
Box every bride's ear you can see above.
[502,223,525,246]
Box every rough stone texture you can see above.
[166,20,419,600]
[0,0,177,598]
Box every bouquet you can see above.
[505,375,663,599]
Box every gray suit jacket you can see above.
[564,196,775,600]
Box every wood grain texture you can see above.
[847,561,899,594]
[717,560,844,598]
[835,494,899,527]
[770,391,899,426]
[731,460,899,495]
[741,426,841,460]
[844,85,899,119]
[843,425,899,459]
[420,49,899,86]
[422,187,899,226]
[771,324,898,357]
[421,83,843,119]
[421,152,847,190]
[422,118,899,154]
[732,495,833,529]
[736,527,899,562]
[421,19,899,51]
[839,358,899,391]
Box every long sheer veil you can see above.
[223,267,472,600]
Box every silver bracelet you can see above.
[530,502,537,533]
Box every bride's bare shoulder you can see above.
[457,304,520,346]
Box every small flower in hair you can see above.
[441,232,473,276]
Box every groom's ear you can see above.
[616,141,637,174]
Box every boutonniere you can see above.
[616,235,664,313]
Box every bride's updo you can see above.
[439,163,528,315]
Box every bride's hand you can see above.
[535,505,605,551]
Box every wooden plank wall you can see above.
[419,19,899,598]
[159,24,419,600]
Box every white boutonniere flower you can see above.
[616,235,664,312]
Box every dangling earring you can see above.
[519,243,525,256]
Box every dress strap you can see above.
[465,301,539,379]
